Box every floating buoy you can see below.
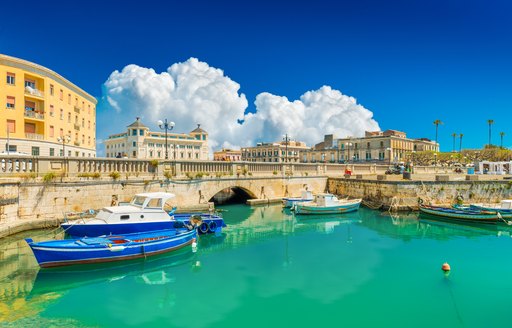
[442,262,451,272]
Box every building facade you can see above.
[241,140,310,163]
[213,148,242,161]
[0,54,97,157]
[104,118,209,160]
[302,130,438,164]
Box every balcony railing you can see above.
[74,141,81,146]
[74,106,81,114]
[24,110,44,120]
[74,124,80,131]
[25,133,44,140]
[24,86,44,98]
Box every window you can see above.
[88,105,91,114]
[59,89,63,100]
[49,148,55,156]
[88,120,90,129]
[82,134,85,144]
[6,73,15,85]
[49,125,54,137]
[6,96,15,109]
[31,146,40,156]
[60,109,64,120]
[50,84,54,96]
[6,145,17,152]
[120,215,130,220]
[25,79,35,89]
[82,118,84,127]
[68,112,71,123]
[132,141,136,147]
[132,151,136,157]
[132,129,137,136]
[60,128,63,137]
[50,105,54,116]
[139,129,144,136]
[68,94,71,104]
[7,120,15,133]
[88,136,91,145]
[75,115,78,124]
[25,100,35,111]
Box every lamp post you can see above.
[283,134,291,163]
[157,119,175,160]
[346,142,353,164]
[57,135,71,157]
[411,150,416,173]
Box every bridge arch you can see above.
[208,185,258,205]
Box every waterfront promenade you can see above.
[1,155,511,238]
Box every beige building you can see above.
[302,130,438,163]
[104,118,209,160]
[241,140,310,163]
[214,148,242,161]
[0,54,97,157]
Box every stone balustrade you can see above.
[0,155,443,179]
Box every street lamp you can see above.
[57,135,71,157]
[157,119,175,160]
[345,142,353,164]
[283,134,291,163]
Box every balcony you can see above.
[74,106,81,114]
[24,86,44,98]
[25,133,44,140]
[74,124,80,131]
[74,141,81,146]
[24,110,45,120]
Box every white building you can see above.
[104,118,209,160]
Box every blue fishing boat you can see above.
[25,228,197,268]
[61,192,225,237]
[293,194,362,215]
[419,204,498,224]
[282,190,314,208]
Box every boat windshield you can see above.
[131,196,146,207]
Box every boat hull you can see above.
[62,213,224,238]
[294,201,361,215]
[26,229,196,268]
[419,205,498,224]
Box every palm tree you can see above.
[487,119,494,146]
[433,120,443,150]
[500,131,505,148]
[459,134,463,153]
[451,133,457,152]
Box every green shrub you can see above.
[150,159,159,167]
[163,171,173,179]
[43,172,56,183]
[195,172,204,179]
[109,171,120,180]
[272,170,278,175]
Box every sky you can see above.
[2,0,512,153]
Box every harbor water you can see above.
[1,205,512,327]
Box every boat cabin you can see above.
[314,194,339,207]
[301,190,313,199]
[129,192,176,210]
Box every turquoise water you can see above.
[2,205,512,327]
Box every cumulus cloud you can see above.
[98,58,380,154]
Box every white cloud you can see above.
[98,58,380,155]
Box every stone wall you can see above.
[328,177,512,210]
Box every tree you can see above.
[459,134,463,153]
[451,132,457,152]
[487,119,494,146]
[433,120,443,149]
[500,131,505,148]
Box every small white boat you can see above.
[282,190,314,208]
[293,193,362,215]
[61,192,225,237]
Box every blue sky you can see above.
[2,0,512,151]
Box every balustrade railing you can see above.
[0,156,443,179]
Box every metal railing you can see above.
[25,133,44,140]
[24,87,44,98]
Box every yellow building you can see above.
[0,54,97,157]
